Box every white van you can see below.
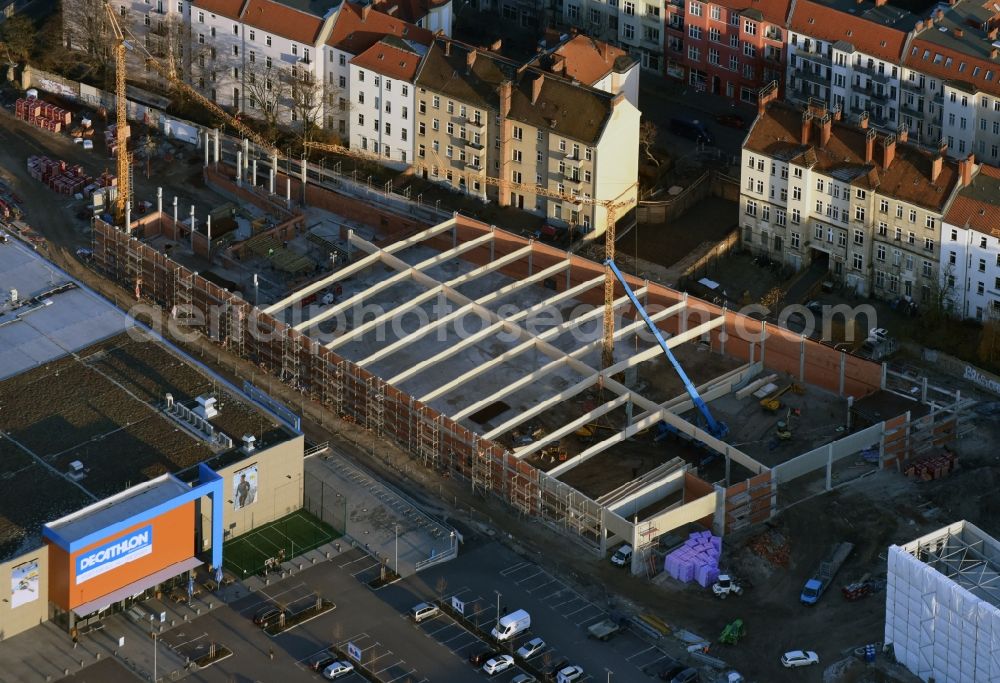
[611,545,633,567]
[491,609,531,641]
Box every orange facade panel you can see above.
[48,502,195,611]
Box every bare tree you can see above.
[639,120,660,167]
[286,66,328,143]
[242,59,287,133]
[0,14,35,63]
[62,0,132,77]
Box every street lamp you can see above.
[394,524,399,576]
[494,589,502,626]
[605,668,613,683]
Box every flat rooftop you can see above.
[0,327,293,562]
[0,239,132,380]
[811,0,918,31]
[901,521,1000,609]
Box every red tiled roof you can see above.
[789,0,906,62]
[746,102,959,211]
[713,0,791,26]
[944,164,1000,237]
[350,39,423,81]
[904,38,1000,97]
[241,0,324,44]
[190,0,246,21]
[551,35,629,86]
[372,0,448,24]
[327,1,433,54]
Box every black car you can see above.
[252,605,285,627]
[659,665,687,681]
[669,118,715,145]
[542,659,570,681]
[468,649,496,666]
[309,653,337,672]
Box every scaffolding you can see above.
[281,326,300,388]
[366,376,385,437]
[416,406,441,468]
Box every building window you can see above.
[854,229,864,245]
[924,238,934,252]
[688,0,701,16]
[853,253,863,270]
[877,244,886,261]
[745,199,757,216]
[513,126,523,140]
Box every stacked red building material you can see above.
[26,155,115,197]
[15,95,72,134]
[903,451,959,480]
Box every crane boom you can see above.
[604,259,728,439]
[103,2,131,225]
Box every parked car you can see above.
[714,112,747,129]
[781,650,820,668]
[252,605,284,627]
[322,661,355,679]
[410,602,439,622]
[511,675,538,683]
[308,653,337,672]
[469,648,497,666]
[543,659,570,681]
[516,636,546,660]
[491,609,531,641]
[611,544,633,567]
[556,665,585,683]
[658,663,687,680]
[669,118,715,145]
[483,655,515,675]
[668,668,700,683]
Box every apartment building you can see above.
[740,95,966,304]
[372,0,453,35]
[348,36,426,166]
[941,164,1000,319]
[526,32,640,108]
[413,38,640,236]
[558,0,667,74]
[324,2,432,137]
[664,0,789,102]
[785,0,910,131]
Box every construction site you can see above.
[86,147,972,577]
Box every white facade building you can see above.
[348,37,425,167]
[940,163,1000,320]
[559,0,666,73]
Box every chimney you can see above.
[600,40,612,63]
[865,128,876,163]
[444,40,451,57]
[881,134,896,170]
[935,8,944,19]
[833,106,842,121]
[931,154,943,183]
[993,47,1000,59]
[362,3,371,19]
[938,137,948,155]
[490,39,502,51]
[386,4,397,13]
[990,27,998,40]
[915,20,924,31]
[819,114,832,148]
[875,0,886,6]
[500,79,512,118]
[757,81,779,115]
[467,49,477,71]
[532,74,544,105]
[926,15,934,27]
[801,112,812,145]
[960,153,975,186]
[859,111,869,129]
[552,54,566,74]
[954,28,964,37]
[898,127,909,142]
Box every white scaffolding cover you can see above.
[886,524,1000,683]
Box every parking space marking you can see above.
[337,555,374,569]
[626,645,656,661]
[499,561,531,576]
[514,569,545,585]
[525,579,559,594]
[384,669,418,682]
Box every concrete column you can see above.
[825,443,834,490]
[172,196,178,240]
[921,377,928,403]
[846,395,854,431]
[759,321,767,366]
[206,215,212,262]
[242,138,249,169]
[880,362,888,390]
[190,205,196,251]
[203,131,210,167]
[528,248,533,276]
[799,337,806,381]
[452,223,457,250]
[839,351,847,397]
[253,273,259,305]
[125,200,131,232]
[346,229,354,261]
[213,129,220,166]
[681,292,689,333]
[300,157,308,205]
[489,226,496,261]
[749,341,755,366]
[598,507,607,556]
[251,159,258,188]
[236,151,243,186]
[269,168,275,194]
[157,187,163,215]
[286,176,292,208]
[271,151,279,177]
[724,446,731,485]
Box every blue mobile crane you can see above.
[605,260,729,441]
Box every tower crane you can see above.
[302,139,633,369]
[102,1,131,226]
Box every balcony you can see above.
[467,118,486,129]
[468,140,484,151]
[798,50,831,67]
[667,19,684,32]
[795,67,828,88]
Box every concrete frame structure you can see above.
[91,167,970,573]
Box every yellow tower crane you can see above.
[103,1,131,226]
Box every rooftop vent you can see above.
[67,460,87,481]
[194,395,218,420]
[242,434,257,454]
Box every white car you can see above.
[556,665,585,682]
[781,650,819,668]
[410,602,439,622]
[516,637,546,659]
[869,327,889,342]
[322,660,355,679]
[483,655,515,675]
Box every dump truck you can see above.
[800,542,854,605]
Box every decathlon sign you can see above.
[75,526,153,584]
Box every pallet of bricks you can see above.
[903,450,958,480]
[15,95,72,134]
[26,155,116,197]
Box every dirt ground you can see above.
[621,197,738,271]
